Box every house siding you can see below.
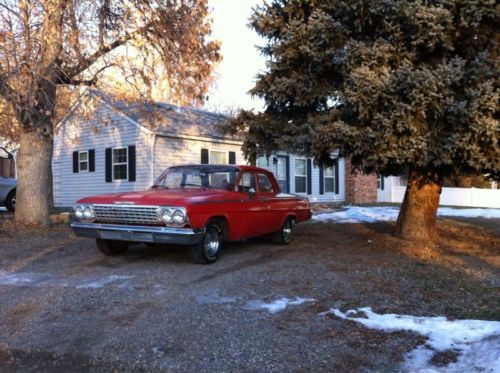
[153,136,246,179]
[53,104,152,207]
[289,156,345,203]
[259,154,345,203]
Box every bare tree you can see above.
[0,0,220,225]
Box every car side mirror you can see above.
[247,188,256,198]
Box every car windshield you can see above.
[153,165,239,191]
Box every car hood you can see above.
[77,188,230,206]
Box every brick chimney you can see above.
[344,157,377,204]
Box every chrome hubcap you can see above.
[203,227,220,259]
[12,195,16,207]
[283,220,292,242]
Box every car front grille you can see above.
[93,205,160,225]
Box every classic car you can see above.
[0,147,16,212]
[71,164,312,264]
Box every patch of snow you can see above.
[325,307,500,372]
[437,207,500,219]
[76,275,134,289]
[0,271,133,289]
[195,292,238,305]
[0,207,7,212]
[244,297,315,313]
[313,206,500,224]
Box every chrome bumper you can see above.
[71,221,204,245]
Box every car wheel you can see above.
[96,239,129,256]
[273,217,294,245]
[5,190,15,212]
[188,222,222,264]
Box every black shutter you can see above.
[334,160,339,194]
[319,161,324,195]
[89,149,95,172]
[73,151,79,173]
[306,159,312,195]
[228,151,236,164]
[128,145,136,182]
[381,175,385,190]
[285,155,290,193]
[201,148,209,164]
[105,148,112,182]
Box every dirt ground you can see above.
[0,216,498,372]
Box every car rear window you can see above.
[258,173,275,193]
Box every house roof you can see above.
[93,91,235,141]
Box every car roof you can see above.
[168,164,271,173]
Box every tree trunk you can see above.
[394,169,442,242]
[15,131,53,226]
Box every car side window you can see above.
[258,173,275,193]
[238,172,256,193]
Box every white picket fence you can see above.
[381,185,500,208]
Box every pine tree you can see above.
[229,0,499,242]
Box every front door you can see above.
[275,156,289,193]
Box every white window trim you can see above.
[209,150,228,165]
[294,158,307,194]
[324,164,335,194]
[78,151,89,172]
[112,147,128,181]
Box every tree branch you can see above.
[61,22,152,80]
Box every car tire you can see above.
[96,239,129,256]
[188,222,222,264]
[272,217,294,245]
[5,190,15,212]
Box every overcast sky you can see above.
[206,0,266,112]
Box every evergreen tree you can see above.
[229,0,499,242]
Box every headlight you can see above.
[161,208,173,224]
[74,205,84,219]
[158,207,187,225]
[172,209,186,224]
[74,204,93,220]
[83,206,94,219]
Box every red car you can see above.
[71,165,312,264]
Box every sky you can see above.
[206,0,266,112]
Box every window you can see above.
[112,147,128,180]
[238,172,256,193]
[324,165,335,193]
[257,156,269,168]
[258,173,275,193]
[78,151,88,172]
[295,159,307,193]
[209,150,227,165]
[377,174,384,190]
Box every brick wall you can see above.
[344,157,377,204]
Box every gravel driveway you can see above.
[0,218,498,372]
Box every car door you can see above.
[236,171,269,238]
[256,172,283,234]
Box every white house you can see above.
[53,91,347,207]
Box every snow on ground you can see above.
[0,271,134,289]
[325,307,500,372]
[244,297,316,313]
[313,206,500,224]
[0,207,6,212]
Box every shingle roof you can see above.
[93,91,236,140]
